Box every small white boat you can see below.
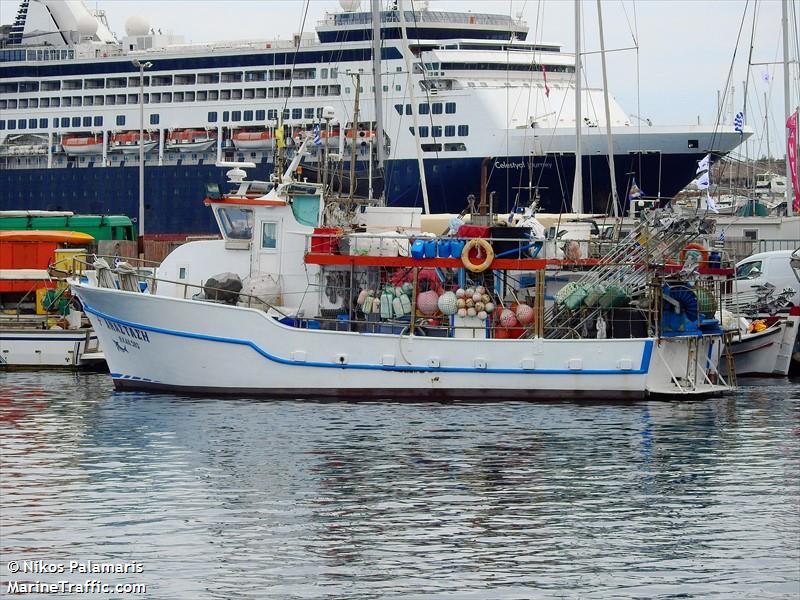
[232,130,274,150]
[0,323,100,367]
[110,131,158,154]
[165,129,217,153]
[62,135,104,156]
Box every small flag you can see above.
[762,71,769,82]
[696,170,710,190]
[734,111,744,135]
[628,178,644,201]
[696,153,711,174]
[275,124,285,149]
[312,123,322,146]
[540,64,550,98]
[705,192,719,214]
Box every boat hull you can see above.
[0,150,713,235]
[0,328,99,367]
[74,283,726,399]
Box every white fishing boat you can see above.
[0,229,102,368]
[0,320,101,367]
[71,137,733,399]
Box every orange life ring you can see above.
[461,238,495,273]
[680,242,709,265]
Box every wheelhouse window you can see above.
[736,261,762,279]
[217,207,253,240]
[260,222,278,250]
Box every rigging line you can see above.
[280,0,311,116]
[633,0,641,187]
[717,0,758,188]
[709,0,751,154]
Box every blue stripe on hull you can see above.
[84,301,653,375]
[0,152,702,235]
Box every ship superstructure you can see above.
[0,0,748,234]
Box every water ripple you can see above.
[0,372,798,599]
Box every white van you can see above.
[734,249,800,306]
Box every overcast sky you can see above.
[2,0,798,157]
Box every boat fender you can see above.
[380,292,393,319]
[392,296,404,318]
[357,289,369,305]
[362,295,374,314]
[461,239,494,273]
[399,293,412,315]
[679,242,709,265]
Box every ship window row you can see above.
[0,48,74,63]
[394,102,457,116]
[0,85,343,110]
[409,125,469,137]
[438,62,575,74]
[208,107,329,123]
[0,115,105,130]
[0,67,338,96]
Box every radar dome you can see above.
[416,0,431,10]
[125,15,150,37]
[76,15,98,37]
[339,0,361,12]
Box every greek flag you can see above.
[734,111,744,135]
[312,124,322,146]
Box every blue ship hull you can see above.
[0,152,698,235]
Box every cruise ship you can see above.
[0,0,748,236]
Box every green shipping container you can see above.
[0,213,135,241]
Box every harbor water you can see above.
[1,371,798,599]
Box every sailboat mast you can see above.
[572,0,583,214]
[765,91,770,174]
[371,0,385,167]
[398,0,430,214]
[781,0,793,216]
[596,0,618,217]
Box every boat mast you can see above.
[781,0,793,216]
[349,72,361,201]
[572,0,583,214]
[596,0,618,217]
[398,0,431,214]
[371,0,385,169]
[765,92,771,174]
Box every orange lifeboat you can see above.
[165,129,217,153]
[62,135,104,156]
[110,131,158,154]
[232,130,274,150]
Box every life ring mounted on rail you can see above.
[679,242,710,265]
[461,238,495,273]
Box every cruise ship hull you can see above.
[0,150,706,235]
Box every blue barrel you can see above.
[410,239,425,259]
[424,239,437,258]
[449,239,466,258]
